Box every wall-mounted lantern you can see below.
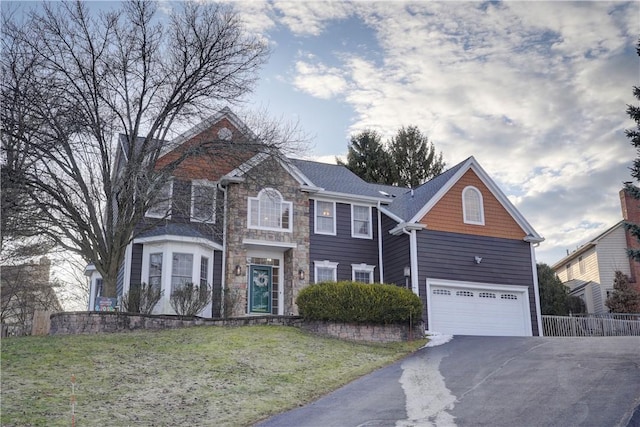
[234,265,242,276]
[298,269,305,281]
[404,266,410,288]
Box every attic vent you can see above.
[217,127,232,141]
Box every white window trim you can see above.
[146,179,174,219]
[140,242,213,315]
[351,263,376,283]
[248,188,293,232]
[314,200,336,236]
[462,185,485,225]
[314,260,339,283]
[351,204,373,239]
[191,180,217,224]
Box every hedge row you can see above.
[296,281,422,325]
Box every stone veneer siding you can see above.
[49,312,423,343]
[224,158,310,317]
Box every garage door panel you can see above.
[429,283,530,336]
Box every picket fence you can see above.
[542,314,640,337]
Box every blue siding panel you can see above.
[416,229,538,335]
[381,214,410,287]
[309,201,380,283]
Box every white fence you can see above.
[542,314,640,337]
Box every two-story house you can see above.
[552,187,640,314]
[86,108,544,336]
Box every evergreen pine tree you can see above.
[605,271,640,313]
[388,125,445,188]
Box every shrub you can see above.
[170,282,211,317]
[121,283,163,315]
[296,281,422,324]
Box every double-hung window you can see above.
[171,253,193,293]
[315,200,336,235]
[462,186,484,225]
[248,189,292,231]
[149,253,163,291]
[351,205,372,238]
[314,260,338,283]
[147,180,173,218]
[191,181,216,223]
[351,263,375,284]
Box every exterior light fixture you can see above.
[298,269,305,281]
[404,266,410,289]
[474,256,483,264]
[403,266,411,277]
[235,265,242,276]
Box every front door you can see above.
[249,265,272,314]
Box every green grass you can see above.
[1,325,426,426]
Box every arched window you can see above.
[462,186,484,225]
[248,188,292,231]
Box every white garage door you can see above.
[428,280,531,336]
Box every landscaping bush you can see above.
[296,281,422,324]
[170,282,211,317]
[121,283,163,314]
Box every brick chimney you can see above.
[619,186,640,285]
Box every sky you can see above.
[226,1,640,266]
[6,1,638,270]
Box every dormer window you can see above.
[462,186,484,225]
[191,180,216,223]
[248,188,292,231]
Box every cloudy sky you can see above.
[229,1,639,265]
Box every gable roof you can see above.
[551,220,625,269]
[166,107,256,157]
[382,156,543,241]
[382,159,467,221]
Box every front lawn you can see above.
[1,325,425,426]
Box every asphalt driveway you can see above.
[256,336,640,427]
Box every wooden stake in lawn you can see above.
[71,374,76,427]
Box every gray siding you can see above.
[130,244,143,287]
[309,201,380,282]
[416,230,538,335]
[381,214,410,287]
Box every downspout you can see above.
[218,182,228,318]
[377,201,384,283]
[409,229,419,296]
[529,241,543,336]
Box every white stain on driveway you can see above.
[396,350,456,427]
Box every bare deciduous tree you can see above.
[1,1,305,298]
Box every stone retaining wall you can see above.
[299,320,425,343]
[49,312,424,343]
[49,312,302,335]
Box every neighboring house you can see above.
[86,108,544,336]
[1,257,62,336]
[552,187,640,314]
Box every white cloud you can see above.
[271,1,353,36]
[293,60,348,99]
[239,1,639,265]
